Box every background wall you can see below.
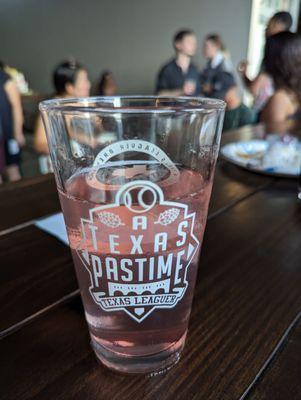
[0,0,252,94]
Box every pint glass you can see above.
[40,96,225,374]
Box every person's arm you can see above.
[238,61,253,89]
[34,115,49,154]
[242,72,270,98]
[4,80,25,147]
[260,91,292,124]
[248,73,271,98]
[238,61,269,97]
[242,72,265,96]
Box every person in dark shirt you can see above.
[200,34,236,98]
[0,124,5,183]
[211,71,256,131]
[156,29,200,96]
[0,64,25,181]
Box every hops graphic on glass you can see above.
[97,211,125,228]
[155,208,180,226]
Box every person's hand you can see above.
[202,83,212,95]
[237,60,248,75]
[14,132,26,147]
[183,80,196,96]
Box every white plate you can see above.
[220,139,301,178]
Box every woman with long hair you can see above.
[261,31,301,123]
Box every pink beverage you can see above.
[59,162,213,373]
[40,95,225,374]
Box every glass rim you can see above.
[39,95,226,114]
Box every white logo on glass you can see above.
[77,140,199,323]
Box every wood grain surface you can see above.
[0,124,300,400]
[0,174,60,232]
[0,162,272,337]
[1,180,300,400]
[247,316,301,400]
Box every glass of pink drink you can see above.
[40,96,225,374]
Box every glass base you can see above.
[91,331,187,375]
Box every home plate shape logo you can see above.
[77,179,200,323]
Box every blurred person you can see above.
[202,34,233,72]
[34,60,91,173]
[261,32,301,124]
[97,71,117,96]
[0,61,25,181]
[265,10,293,38]
[200,34,237,98]
[0,127,5,183]
[156,29,200,96]
[211,71,256,131]
[0,60,31,95]
[238,11,293,111]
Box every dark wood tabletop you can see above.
[1,124,300,400]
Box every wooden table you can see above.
[1,125,301,400]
